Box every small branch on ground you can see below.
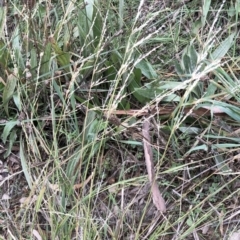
[142,117,166,212]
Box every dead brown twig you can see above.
[106,105,226,117]
[142,117,166,212]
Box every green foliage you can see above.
[1,0,240,239]
[1,120,19,144]
[211,32,236,60]
[2,74,17,115]
[202,0,211,26]
[175,44,199,81]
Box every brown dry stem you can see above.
[142,118,166,212]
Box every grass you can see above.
[1,0,240,239]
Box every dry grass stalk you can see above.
[142,118,166,212]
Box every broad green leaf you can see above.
[105,63,117,82]
[77,10,89,48]
[65,150,83,183]
[163,163,192,174]
[202,0,211,26]
[118,94,131,110]
[191,81,204,98]
[197,101,240,121]
[188,45,198,70]
[148,37,174,43]
[130,79,146,102]
[83,110,96,143]
[0,40,9,68]
[182,54,192,74]
[129,68,147,103]
[211,33,235,60]
[49,36,70,73]
[83,116,107,151]
[80,57,95,80]
[92,3,102,46]
[12,25,24,72]
[1,120,19,144]
[134,86,180,102]
[63,25,70,52]
[228,2,236,17]
[212,148,232,173]
[40,42,51,77]
[13,92,22,111]
[212,143,240,149]
[187,144,208,154]
[188,142,240,156]
[0,5,6,37]
[186,218,193,227]
[0,81,4,90]
[236,0,240,13]
[53,80,66,106]
[20,139,33,189]
[35,187,46,211]
[110,50,122,66]
[119,0,124,28]
[118,140,142,146]
[205,81,217,97]
[105,51,122,81]
[179,127,201,135]
[134,87,162,99]
[182,45,198,74]
[74,95,95,109]
[174,22,181,42]
[85,0,102,46]
[162,94,181,102]
[86,0,94,23]
[174,61,185,81]
[136,59,157,79]
[156,81,183,90]
[4,128,17,158]
[134,80,183,101]
[204,135,240,143]
[30,48,38,79]
[3,74,17,116]
[124,101,130,110]
[192,19,202,35]
[69,83,79,135]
